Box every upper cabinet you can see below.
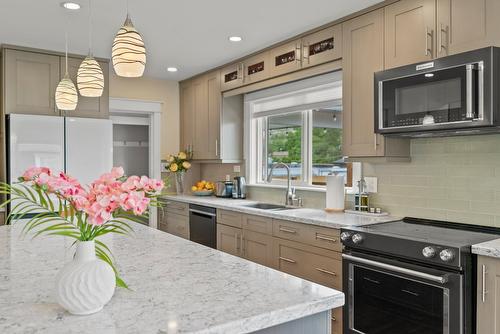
[63,57,109,119]
[220,63,243,91]
[301,25,342,68]
[180,80,195,154]
[3,49,60,116]
[269,39,303,77]
[342,9,410,158]
[242,52,269,85]
[385,0,436,69]
[2,47,110,118]
[436,0,500,57]
[385,0,500,68]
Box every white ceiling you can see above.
[0,0,383,81]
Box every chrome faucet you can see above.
[267,163,302,207]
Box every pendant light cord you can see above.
[65,29,68,75]
[88,0,92,54]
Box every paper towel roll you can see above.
[325,175,345,212]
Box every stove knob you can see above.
[422,246,436,258]
[439,249,455,262]
[340,232,352,242]
[352,233,364,244]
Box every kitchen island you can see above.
[0,222,343,334]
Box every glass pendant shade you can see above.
[55,73,78,111]
[77,56,104,97]
[112,15,146,77]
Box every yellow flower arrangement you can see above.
[165,150,192,173]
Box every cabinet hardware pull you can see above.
[240,233,244,256]
[439,23,448,52]
[215,139,218,157]
[331,316,336,322]
[295,43,302,64]
[425,27,433,57]
[303,43,309,64]
[316,234,337,243]
[279,256,296,264]
[482,264,487,303]
[279,227,297,234]
[315,268,337,276]
[373,133,378,152]
[235,233,239,251]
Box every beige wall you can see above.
[109,74,180,158]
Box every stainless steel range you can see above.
[341,218,500,334]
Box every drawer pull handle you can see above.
[316,234,337,243]
[279,256,296,264]
[279,227,297,234]
[315,268,337,276]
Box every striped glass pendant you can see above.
[77,0,104,97]
[55,33,78,111]
[112,14,146,77]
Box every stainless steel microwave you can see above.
[375,47,500,137]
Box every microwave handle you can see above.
[466,64,474,119]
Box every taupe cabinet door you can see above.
[302,25,342,68]
[192,70,221,160]
[242,230,273,267]
[242,53,269,85]
[180,80,195,152]
[385,0,436,68]
[437,0,500,57]
[4,49,60,116]
[62,57,109,119]
[217,224,242,257]
[477,255,500,334]
[342,9,385,157]
[269,39,302,77]
[220,63,243,91]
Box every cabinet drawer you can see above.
[274,238,342,290]
[242,214,272,234]
[217,209,242,228]
[272,219,341,251]
[164,200,189,216]
[164,212,189,239]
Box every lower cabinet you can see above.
[217,211,343,334]
[477,255,500,334]
[158,201,190,240]
[217,223,242,257]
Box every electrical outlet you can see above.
[233,165,241,173]
[364,177,378,193]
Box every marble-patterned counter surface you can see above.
[0,222,344,334]
[162,194,399,229]
[472,238,500,259]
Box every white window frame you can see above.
[244,71,360,192]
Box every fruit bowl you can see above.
[192,190,214,196]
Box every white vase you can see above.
[55,240,116,315]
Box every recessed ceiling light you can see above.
[167,67,178,72]
[61,2,81,10]
[229,36,242,42]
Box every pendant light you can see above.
[111,0,146,77]
[55,30,78,111]
[77,0,104,97]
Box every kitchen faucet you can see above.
[267,163,302,207]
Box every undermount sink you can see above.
[243,203,295,211]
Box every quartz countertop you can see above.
[472,238,500,259]
[0,222,344,334]
[162,194,398,229]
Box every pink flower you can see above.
[120,191,150,215]
[21,166,52,181]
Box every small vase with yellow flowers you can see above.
[165,151,192,195]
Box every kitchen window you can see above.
[245,71,356,189]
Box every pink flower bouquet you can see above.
[0,166,164,288]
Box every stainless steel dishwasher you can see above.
[188,204,217,249]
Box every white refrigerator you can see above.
[7,114,112,214]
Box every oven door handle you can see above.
[342,254,449,284]
[189,209,216,218]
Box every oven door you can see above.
[378,61,484,133]
[343,251,463,334]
